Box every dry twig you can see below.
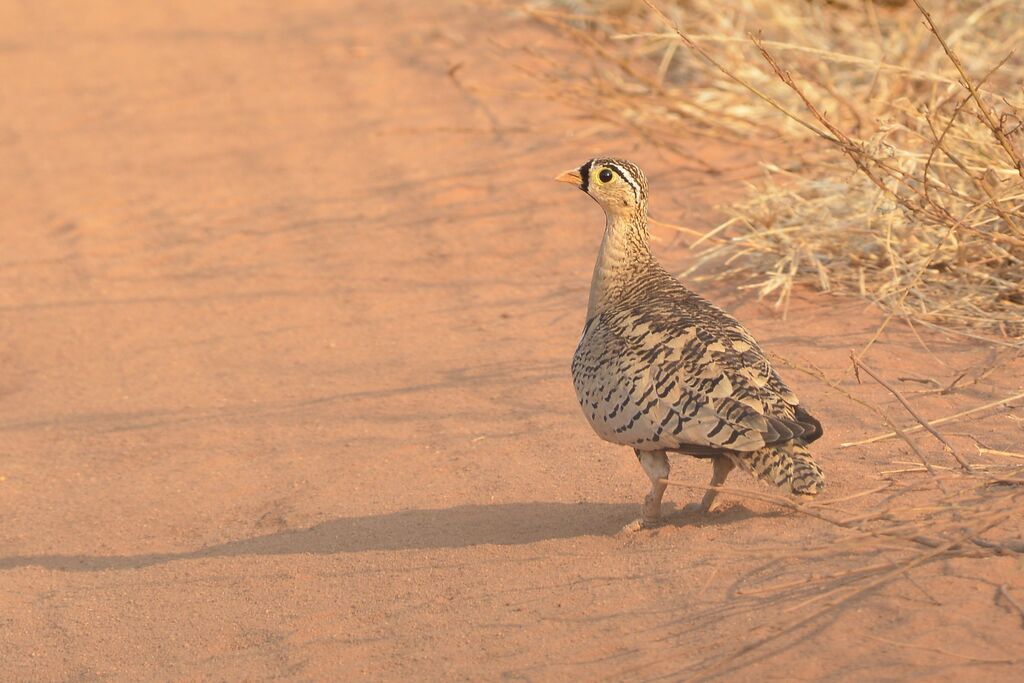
[530,0,1024,342]
[849,352,972,472]
[841,390,1024,447]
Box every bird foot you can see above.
[683,501,720,515]
[619,515,662,534]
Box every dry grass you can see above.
[526,0,1024,346]
[669,476,1024,676]
[660,350,1024,677]
[521,3,1024,673]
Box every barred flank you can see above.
[741,443,824,496]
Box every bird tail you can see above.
[742,442,824,496]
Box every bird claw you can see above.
[683,501,719,515]
[620,517,661,534]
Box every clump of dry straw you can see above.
[529,0,1024,345]
[523,1,1024,671]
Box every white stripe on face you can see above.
[605,161,641,201]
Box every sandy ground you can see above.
[2,1,1023,680]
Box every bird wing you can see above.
[574,292,820,453]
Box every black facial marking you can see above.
[579,160,594,193]
[604,161,640,201]
[605,163,628,183]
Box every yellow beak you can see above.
[554,168,582,186]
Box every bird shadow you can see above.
[0,501,768,573]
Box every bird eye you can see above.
[598,169,613,183]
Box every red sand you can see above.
[2,1,1022,680]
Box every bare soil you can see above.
[1,1,1022,680]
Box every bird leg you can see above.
[634,449,670,528]
[699,456,735,513]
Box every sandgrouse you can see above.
[556,158,824,528]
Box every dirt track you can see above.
[2,1,1023,680]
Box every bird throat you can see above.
[587,212,652,320]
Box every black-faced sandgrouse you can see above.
[556,158,824,529]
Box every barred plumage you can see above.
[556,157,824,528]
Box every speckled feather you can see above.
[569,157,824,496]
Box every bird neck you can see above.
[587,209,652,319]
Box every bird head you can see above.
[555,157,648,217]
